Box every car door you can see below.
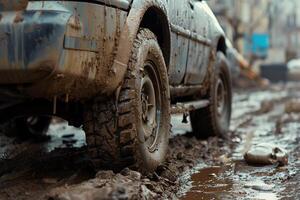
[184,0,211,85]
[168,0,192,85]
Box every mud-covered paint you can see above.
[0,0,28,11]
[0,0,225,101]
[96,0,132,10]
[0,7,71,83]
[0,1,128,99]
[110,0,170,93]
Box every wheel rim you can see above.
[216,77,226,116]
[140,62,161,152]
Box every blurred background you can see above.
[208,0,300,86]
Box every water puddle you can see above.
[181,165,234,200]
[180,161,284,200]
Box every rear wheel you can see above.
[84,28,170,173]
[190,52,232,139]
[4,116,51,140]
[17,116,51,136]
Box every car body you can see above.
[0,0,231,171]
[0,0,226,101]
[225,39,241,79]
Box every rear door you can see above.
[184,1,211,85]
[168,0,192,85]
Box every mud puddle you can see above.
[180,83,300,200]
[181,165,234,200]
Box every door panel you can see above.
[184,1,210,85]
[168,0,191,85]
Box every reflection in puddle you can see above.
[181,166,234,200]
[181,163,281,200]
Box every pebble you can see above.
[110,185,128,200]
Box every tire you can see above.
[84,28,171,173]
[190,52,232,139]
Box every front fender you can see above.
[109,0,169,92]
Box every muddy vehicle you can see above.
[0,0,232,172]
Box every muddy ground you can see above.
[0,83,299,200]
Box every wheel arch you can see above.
[109,0,170,94]
[140,6,171,68]
[216,36,227,55]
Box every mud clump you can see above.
[256,100,274,114]
[47,170,147,200]
[244,143,288,166]
[46,166,182,200]
[285,100,300,113]
[0,129,221,200]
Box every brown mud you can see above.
[0,83,299,200]
[180,83,300,200]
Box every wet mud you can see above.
[180,83,300,200]
[0,83,299,200]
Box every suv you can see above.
[0,0,232,172]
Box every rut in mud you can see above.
[0,83,299,200]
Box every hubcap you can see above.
[140,63,161,152]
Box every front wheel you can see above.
[190,52,232,139]
[84,28,170,173]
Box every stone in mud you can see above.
[156,165,178,182]
[244,181,274,191]
[160,170,177,182]
[140,185,157,199]
[285,100,300,113]
[144,183,163,194]
[110,186,128,200]
[244,143,288,166]
[257,100,274,114]
[120,168,141,180]
[218,154,232,164]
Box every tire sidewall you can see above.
[130,32,170,171]
[211,52,232,137]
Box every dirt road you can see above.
[0,83,299,200]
